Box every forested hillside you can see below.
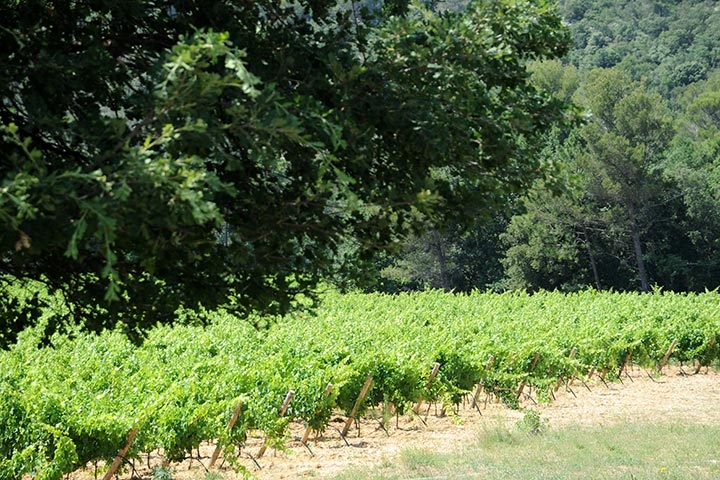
[382,0,720,294]
[560,0,720,95]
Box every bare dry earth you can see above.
[84,366,720,480]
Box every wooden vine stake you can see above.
[301,383,333,444]
[257,390,295,458]
[516,352,540,400]
[554,347,578,392]
[471,355,495,409]
[657,339,678,373]
[412,362,441,415]
[102,428,138,480]
[341,375,373,437]
[209,399,245,468]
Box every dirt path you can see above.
[537,365,720,428]
[183,366,719,479]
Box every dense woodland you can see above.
[1,0,573,341]
[379,0,720,294]
[1,0,720,344]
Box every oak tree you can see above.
[0,0,572,340]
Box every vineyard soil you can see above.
[75,365,720,480]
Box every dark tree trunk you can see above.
[631,226,649,292]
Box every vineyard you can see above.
[1,289,719,480]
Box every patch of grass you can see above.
[151,466,173,480]
[203,472,224,480]
[332,420,720,480]
[333,448,449,480]
[400,447,449,473]
[514,409,548,436]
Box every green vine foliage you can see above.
[1,290,719,479]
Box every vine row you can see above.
[1,289,718,479]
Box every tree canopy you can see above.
[382,0,720,295]
[560,0,720,95]
[0,0,573,340]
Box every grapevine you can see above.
[1,290,718,479]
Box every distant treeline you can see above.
[376,0,720,294]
